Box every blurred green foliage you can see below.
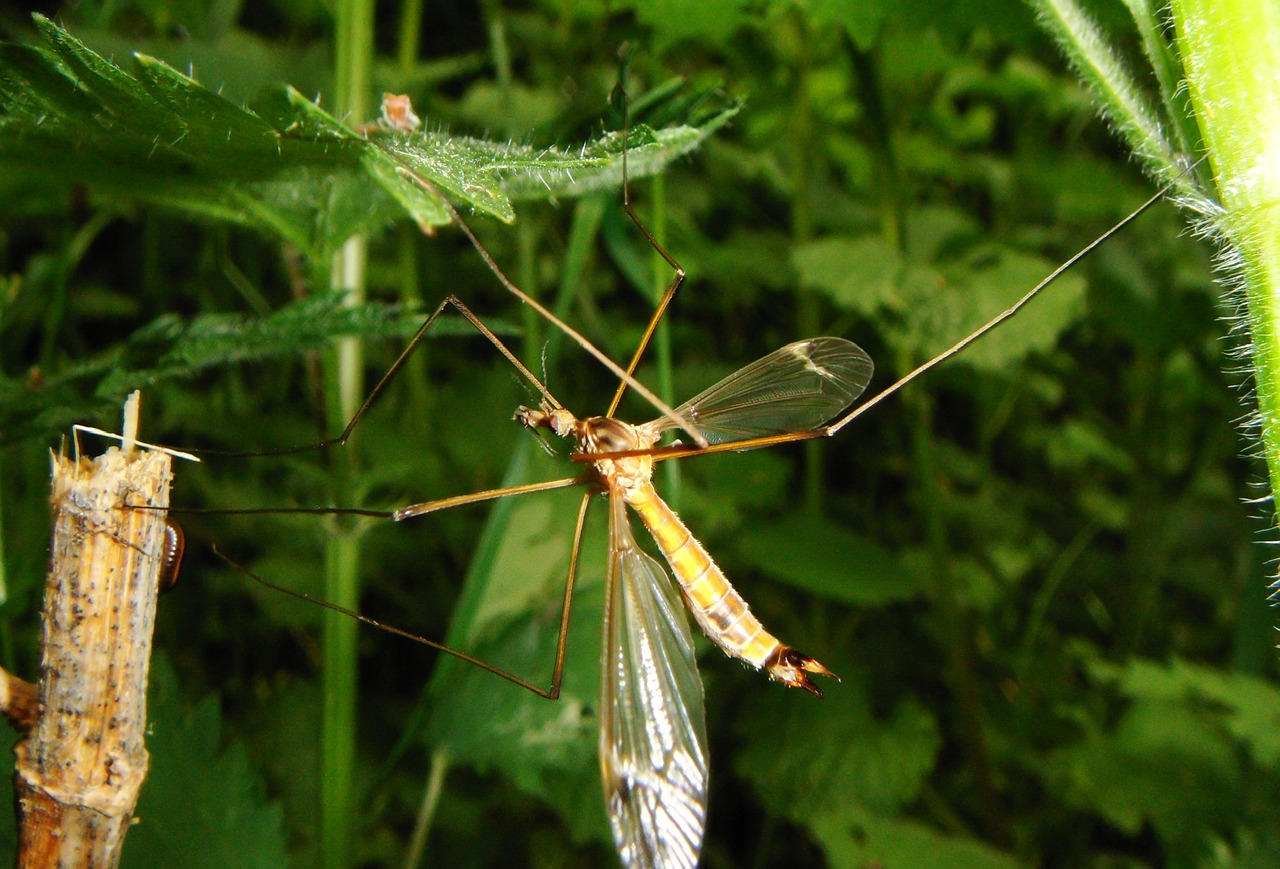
[0,2,1275,869]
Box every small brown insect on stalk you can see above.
[11,394,176,869]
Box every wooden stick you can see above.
[0,667,38,732]
[13,443,173,868]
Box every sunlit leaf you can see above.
[0,17,737,258]
[793,234,904,316]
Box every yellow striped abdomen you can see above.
[623,481,776,668]
[621,481,836,695]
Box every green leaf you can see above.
[0,292,495,444]
[1090,657,1280,767]
[671,450,796,539]
[241,679,322,865]
[425,580,610,844]
[1052,697,1241,856]
[619,0,754,49]
[125,656,287,868]
[796,225,1087,372]
[951,249,1087,369]
[1043,419,1136,475]
[892,247,1087,370]
[499,115,740,202]
[810,810,1026,869]
[793,234,904,315]
[0,17,737,258]
[734,675,940,818]
[735,513,924,605]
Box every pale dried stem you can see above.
[13,447,172,868]
[0,667,39,732]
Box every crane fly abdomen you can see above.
[622,480,836,697]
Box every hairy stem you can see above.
[322,1,374,866]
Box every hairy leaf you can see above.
[0,17,738,259]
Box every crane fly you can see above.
[506,335,871,866]
[182,94,1194,869]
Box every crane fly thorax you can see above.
[579,417,656,490]
[514,405,656,489]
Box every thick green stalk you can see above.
[323,1,374,867]
[1171,0,1280,517]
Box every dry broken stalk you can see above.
[13,445,173,868]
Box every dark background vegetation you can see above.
[1,1,1277,867]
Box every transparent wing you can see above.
[600,492,708,869]
[646,337,874,444]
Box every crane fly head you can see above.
[514,402,576,438]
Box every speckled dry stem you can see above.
[13,448,172,869]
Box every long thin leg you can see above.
[391,163,709,449]
[604,196,685,419]
[211,487,595,700]
[157,475,584,522]
[543,490,593,699]
[574,173,1186,465]
[205,294,565,458]
[600,86,687,419]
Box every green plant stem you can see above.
[394,0,432,432]
[1016,523,1098,679]
[484,3,542,356]
[1121,0,1201,158]
[788,13,823,513]
[1172,0,1280,516]
[1033,0,1175,176]
[403,750,450,869]
[323,1,374,867]
[547,196,608,363]
[908,384,1007,845]
[320,516,360,869]
[397,0,424,74]
[848,40,903,251]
